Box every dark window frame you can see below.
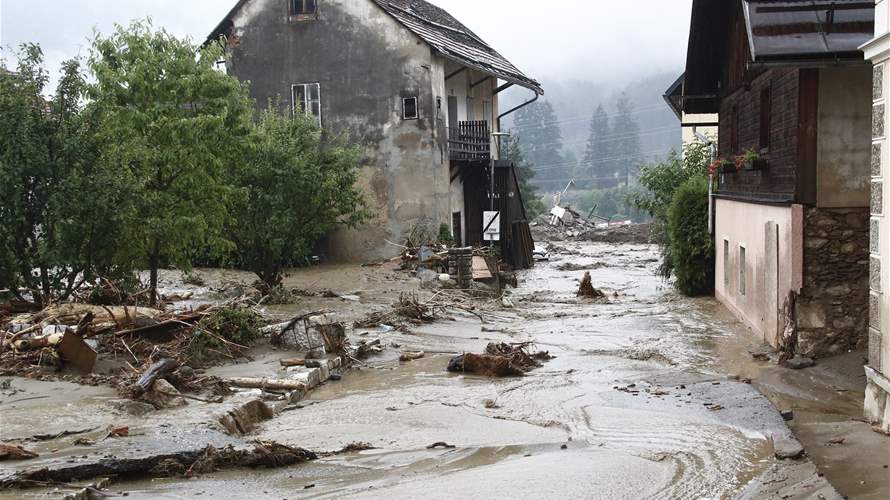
[759,85,772,151]
[289,0,318,20]
[403,96,419,120]
[730,104,740,154]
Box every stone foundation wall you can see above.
[796,207,870,358]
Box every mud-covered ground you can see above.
[1,241,888,499]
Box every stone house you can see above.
[862,0,890,434]
[208,0,543,262]
[681,0,875,359]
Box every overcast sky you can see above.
[1,0,692,86]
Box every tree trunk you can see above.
[148,241,160,307]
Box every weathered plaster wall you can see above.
[816,66,873,208]
[443,60,499,155]
[796,207,870,358]
[715,198,798,347]
[225,0,450,261]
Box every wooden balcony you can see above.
[448,120,491,162]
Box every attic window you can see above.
[289,0,317,18]
[403,97,418,120]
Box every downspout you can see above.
[694,129,717,235]
[494,91,540,211]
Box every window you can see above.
[759,86,771,150]
[730,104,739,154]
[724,240,730,287]
[289,0,317,16]
[403,97,418,120]
[739,246,747,296]
[292,83,321,125]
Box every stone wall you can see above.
[796,207,871,357]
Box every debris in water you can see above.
[447,342,552,377]
[427,442,456,449]
[576,272,606,299]
[0,443,38,461]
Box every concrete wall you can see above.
[715,198,800,347]
[817,66,873,208]
[224,0,451,261]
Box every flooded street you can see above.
[84,241,865,499]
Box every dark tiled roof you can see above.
[371,0,542,94]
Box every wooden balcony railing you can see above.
[448,120,491,161]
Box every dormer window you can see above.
[289,0,317,19]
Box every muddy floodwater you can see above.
[3,241,886,499]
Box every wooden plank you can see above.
[472,256,492,279]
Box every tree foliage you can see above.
[512,100,566,192]
[0,45,129,306]
[578,104,613,189]
[226,108,368,289]
[88,20,255,305]
[667,176,714,296]
[578,186,649,223]
[631,141,711,287]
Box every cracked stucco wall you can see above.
[225,0,450,261]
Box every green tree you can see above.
[89,21,254,305]
[0,45,129,306]
[227,108,368,289]
[513,100,565,192]
[611,94,642,188]
[631,141,711,280]
[578,186,648,223]
[579,104,613,189]
[667,176,714,296]
[502,134,546,219]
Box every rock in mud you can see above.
[783,356,815,370]
[112,400,156,416]
[774,438,806,460]
[142,379,187,409]
[218,400,274,436]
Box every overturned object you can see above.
[447,342,552,377]
[577,272,606,299]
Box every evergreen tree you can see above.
[502,134,546,218]
[512,100,565,192]
[611,94,643,188]
[579,104,612,189]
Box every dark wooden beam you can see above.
[445,67,466,81]
[470,76,491,89]
[495,82,514,94]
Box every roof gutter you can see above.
[496,91,539,132]
[748,56,869,69]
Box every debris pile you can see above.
[0,301,265,388]
[447,342,552,377]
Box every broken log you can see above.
[224,378,307,391]
[0,443,38,461]
[133,358,179,397]
[279,358,306,367]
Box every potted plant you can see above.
[710,157,736,175]
[734,149,766,171]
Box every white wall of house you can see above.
[443,60,500,157]
[861,0,890,432]
[681,112,718,151]
[715,199,802,347]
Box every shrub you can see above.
[189,307,264,362]
[667,177,714,296]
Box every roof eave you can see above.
[439,52,544,95]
